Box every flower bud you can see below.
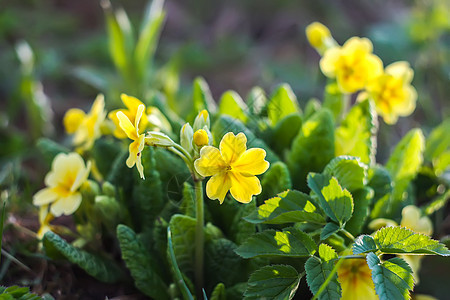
[193,129,209,147]
[180,123,194,153]
[306,22,336,55]
[193,109,210,131]
[102,181,116,197]
[145,131,175,147]
[95,195,121,226]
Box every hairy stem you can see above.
[194,179,204,296]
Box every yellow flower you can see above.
[116,104,146,179]
[338,251,378,300]
[33,152,91,217]
[306,22,336,55]
[109,94,149,139]
[362,61,417,124]
[193,129,209,147]
[63,94,106,150]
[37,205,54,240]
[320,37,383,93]
[194,132,269,203]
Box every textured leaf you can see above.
[270,114,302,155]
[245,190,325,225]
[366,252,414,300]
[335,99,377,165]
[267,84,301,126]
[318,243,338,262]
[192,76,216,113]
[212,115,279,163]
[323,156,367,192]
[180,182,196,218]
[244,265,301,300]
[235,227,317,258]
[259,162,292,203]
[0,286,42,300]
[107,150,133,189]
[43,232,123,283]
[386,129,425,215]
[287,109,335,191]
[92,138,121,178]
[117,225,168,299]
[307,173,354,226]
[352,235,378,255]
[230,200,256,245]
[305,256,341,300]
[168,214,197,275]
[219,90,248,123]
[210,283,226,300]
[36,138,69,165]
[320,223,340,241]
[344,187,373,235]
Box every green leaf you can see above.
[304,98,322,120]
[92,138,121,177]
[134,0,166,82]
[244,265,301,300]
[424,189,450,216]
[259,162,292,202]
[386,129,425,215]
[230,201,256,245]
[352,227,450,256]
[322,82,344,120]
[287,109,335,191]
[307,173,354,226]
[212,115,279,163]
[180,182,196,218]
[106,150,133,189]
[210,283,226,300]
[116,225,169,299]
[320,223,340,241]
[246,86,267,115]
[43,232,123,283]
[425,118,450,175]
[344,187,374,235]
[0,286,43,300]
[366,252,414,300]
[219,90,248,123]
[318,244,338,262]
[168,214,197,275]
[323,156,368,192]
[335,99,377,165]
[245,190,325,225]
[267,84,301,126]
[192,76,216,113]
[235,227,317,258]
[36,138,69,165]
[305,256,341,300]
[270,114,302,155]
[368,165,393,218]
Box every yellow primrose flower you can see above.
[194,132,269,204]
[37,205,54,240]
[116,104,146,179]
[109,94,149,139]
[63,94,106,150]
[193,129,209,147]
[33,152,91,217]
[320,37,383,93]
[306,22,336,55]
[338,251,378,300]
[362,61,417,124]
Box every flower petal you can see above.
[45,153,84,187]
[108,109,129,139]
[33,188,58,206]
[63,108,85,134]
[71,160,91,192]
[320,46,340,77]
[232,148,269,175]
[206,172,232,204]
[117,111,138,140]
[194,146,227,177]
[219,132,247,164]
[121,93,144,112]
[135,104,145,134]
[50,192,82,217]
[229,172,261,203]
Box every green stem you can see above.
[194,179,204,296]
[340,93,351,122]
[341,228,355,240]
[312,257,345,300]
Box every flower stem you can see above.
[341,228,355,240]
[194,179,204,296]
[312,256,345,300]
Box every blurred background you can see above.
[0,0,448,297]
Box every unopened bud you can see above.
[193,109,210,131]
[306,22,336,55]
[180,123,194,153]
[193,129,209,147]
[145,131,175,147]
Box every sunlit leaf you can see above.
[267,84,301,126]
[219,90,248,123]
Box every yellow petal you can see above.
[117,111,138,140]
[71,160,91,192]
[108,109,128,139]
[134,104,145,134]
[401,205,433,236]
[219,132,247,164]
[45,153,84,188]
[63,108,85,134]
[206,172,232,204]
[89,94,105,117]
[194,146,227,177]
[306,22,332,49]
[136,154,145,179]
[50,192,82,217]
[320,46,340,78]
[121,93,144,112]
[232,148,269,175]
[229,172,261,203]
[365,54,384,81]
[33,188,58,206]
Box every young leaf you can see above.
[0,286,42,300]
[366,252,414,300]
[385,129,425,215]
[307,173,354,226]
[321,223,340,241]
[235,227,317,258]
[168,214,197,275]
[318,243,338,262]
[322,82,344,120]
[270,114,302,155]
[287,109,335,191]
[335,99,377,165]
[116,225,169,299]
[219,90,248,123]
[43,232,123,283]
[267,84,301,126]
[368,165,393,219]
[305,256,341,300]
[259,161,292,203]
[425,118,450,175]
[304,98,321,120]
[344,187,374,236]
[244,265,301,300]
[246,86,267,115]
[180,182,196,218]
[192,76,216,113]
[210,283,226,300]
[245,190,325,225]
[323,156,368,192]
